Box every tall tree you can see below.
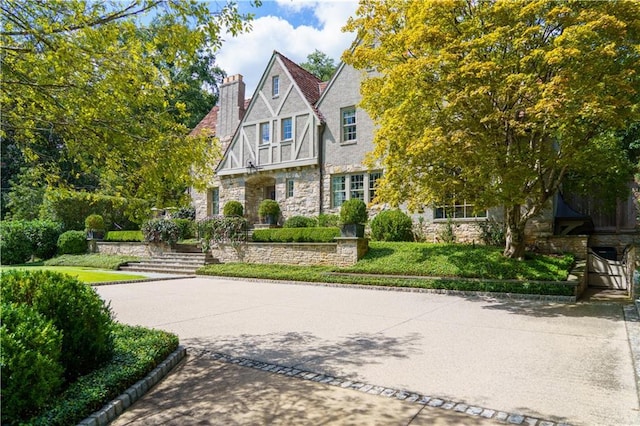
[1,0,260,206]
[344,0,639,258]
[300,49,337,81]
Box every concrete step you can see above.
[120,264,198,275]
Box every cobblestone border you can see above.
[198,274,577,302]
[91,275,195,286]
[191,348,571,426]
[77,346,187,426]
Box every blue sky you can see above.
[215,0,359,95]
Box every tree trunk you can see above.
[503,205,526,260]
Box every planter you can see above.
[87,230,105,240]
[262,215,278,225]
[340,224,365,238]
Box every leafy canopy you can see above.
[300,49,337,81]
[1,0,260,205]
[343,0,639,257]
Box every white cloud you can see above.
[215,1,358,96]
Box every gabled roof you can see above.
[189,106,218,137]
[276,51,323,105]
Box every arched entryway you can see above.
[245,175,276,225]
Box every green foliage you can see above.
[84,214,105,231]
[172,206,196,220]
[436,217,456,244]
[0,220,64,264]
[26,324,178,426]
[258,199,281,219]
[283,216,318,228]
[142,219,180,246]
[344,0,640,257]
[340,199,368,225]
[1,270,114,381]
[173,218,195,240]
[41,188,149,231]
[317,213,340,227]
[477,218,506,247]
[299,49,337,81]
[104,231,144,242]
[251,227,340,243]
[198,216,248,250]
[25,220,64,260]
[57,231,88,255]
[370,210,413,241]
[1,302,64,424]
[43,254,140,270]
[223,200,244,217]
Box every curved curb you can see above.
[91,276,195,286]
[77,346,187,426]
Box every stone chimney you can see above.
[217,74,246,146]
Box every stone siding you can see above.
[532,235,589,260]
[91,242,170,257]
[209,238,367,267]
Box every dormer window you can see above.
[272,75,279,97]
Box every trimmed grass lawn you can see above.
[0,265,145,283]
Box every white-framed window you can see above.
[286,179,294,198]
[272,75,279,97]
[208,187,219,216]
[341,107,357,143]
[260,122,270,144]
[331,172,382,207]
[368,172,382,202]
[282,117,292,141]
[434,199,487,220]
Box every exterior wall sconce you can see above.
[247,161,261,174]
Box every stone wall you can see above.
[532,235,589,260]
[91,242,170,257]
[209,238,368,267]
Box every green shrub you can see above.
[1,270,114,382]
[1,302,64,424]
[371,210,414,241]
[317,213,340,227]
[258,200,281,223]
[104,230,144,242]
[284,216,318,228]
[0,220,34,264]
[57,230,88,255]
[44,254,139,270]
[198,216,247,250]
[84,214,105,231]
[477,218,506,246]
[142,219,180,246]
[251,227,340,243]
[173,218,195,240]
[223,200,244,217]
[173,206,196,220]
[340,199,368,224]
[26,220,64,260]
[437,217,456,243]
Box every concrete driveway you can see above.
[97,277,640,426]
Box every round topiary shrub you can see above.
[258,199,281,224]
[57,230,88,255]
[84,214,105,232]
[1,270,114,382]
[223,201,244,217]
[0,220,32,265]
[283,216,318,228]
[1,302,64,424]
[370,209,414,241]
[340,199,368,225]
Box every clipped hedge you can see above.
[57,231,88,255]
[104,230,144,242]
[283,216,318,228]
[317,213,340,227]
[251,227,340,243]
[223,200,244,217]
[0,220,64,264]
[1,302,64,424]
[1,270,114,382]
[370,209,414,242]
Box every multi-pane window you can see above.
[209,188,219,216]
[350,174,365,201]
[434,199,487,220]
[282,117,292,141]
[331,172,382,207]
[286,179,294,198]
[341,107,357,142]
[260,122,270,144]
[368,172,382,202]
[272,75,279,97]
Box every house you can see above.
[190,51,638,271]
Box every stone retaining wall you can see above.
[209,238,368,267]
[91,242,170,257]
[532,235,589,260]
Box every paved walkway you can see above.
[96,277,640,425]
